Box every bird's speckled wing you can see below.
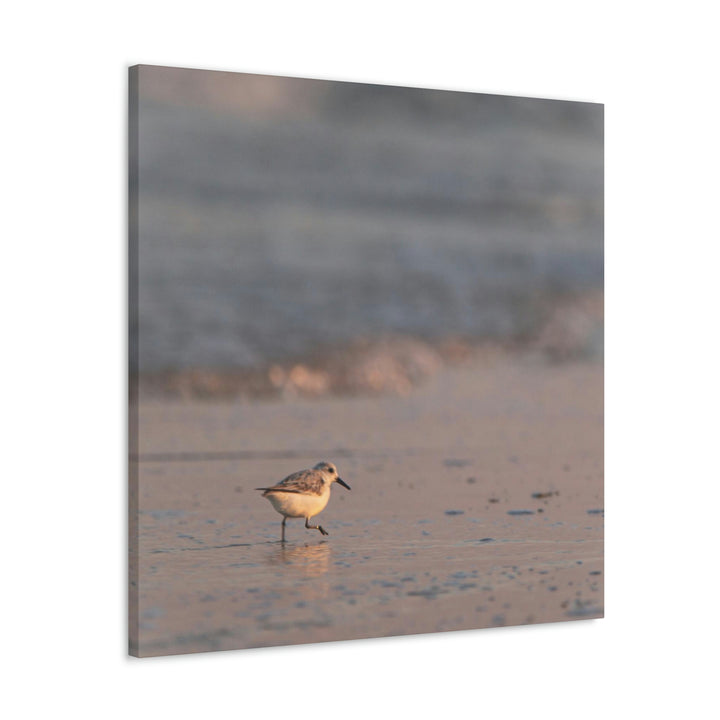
[257,468,324,496]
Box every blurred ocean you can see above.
[131,68,603,375]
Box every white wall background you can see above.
[3,2,718,718]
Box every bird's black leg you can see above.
[281,516,287,542]
[305,517,329,536]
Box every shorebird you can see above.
[256,461,351,541]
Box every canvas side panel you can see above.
[127,65,140,657]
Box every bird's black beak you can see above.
[336,477,351,490]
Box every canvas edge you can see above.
[128,64,140,658]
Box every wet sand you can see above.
[129,359,603,657]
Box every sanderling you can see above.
[256,461,351,542]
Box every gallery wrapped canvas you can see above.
[129,65,603,657]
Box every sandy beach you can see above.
[129,357,603,657]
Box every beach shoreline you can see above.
[133,289,603,403]
[130,356,603,657]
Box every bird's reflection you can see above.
[267,541,332,577]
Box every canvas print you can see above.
[129,65,603,657]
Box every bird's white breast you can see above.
[265,486,331,518]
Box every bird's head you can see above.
[314,461,351,490]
